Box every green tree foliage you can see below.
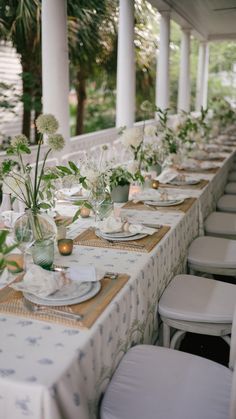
[0,0,41,141]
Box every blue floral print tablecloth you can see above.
[0,152,234,419]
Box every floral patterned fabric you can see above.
[0,152,234,419]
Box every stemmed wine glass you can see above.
[89,178,107,225]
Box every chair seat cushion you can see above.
[159,274,236,322]
[205,211,236,236]
[217,195,236,212]
[225,182,236,194]
[101,345,232,419]
[188,236,236,269]
[228,171,236,182]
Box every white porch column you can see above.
[42,0,70,141]
[177,28,191,113]
[195,41,209,111]
[156,11,170,110]
[116,0,135,128]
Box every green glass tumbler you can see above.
[31,238,54,270]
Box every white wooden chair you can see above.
[217,194,236,213]
[225,183,236,194]
[228,171,236,182]
[205,211,236,239]
[101,304,236,419]
[187,236,236,277]
[158,274,236,349]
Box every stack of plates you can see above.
[144,198,184,207]
[169,177,199,186]
[96,229,147,242]
[24,281,101,306]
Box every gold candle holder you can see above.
[6,253,24,273]
[152,179,159,190]
[58,239,73,256]
[80,206,91,218]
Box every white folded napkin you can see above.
[179,159,199,170]
[98,216,123,233]
[67,265,105,282]
[133,189,162,202]
[189,150,208,160]
[11,264,105,297]
[11,264,65,298]
[156,168,178,184]
[98,215,156,235]
[199,161,218,169]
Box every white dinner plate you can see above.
[144,198,184,207]
[169,178,199,186]
[96,230,147,242]
[23,281,101,306]
[100,230,139,239]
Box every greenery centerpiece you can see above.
[0,114,86,268]
[108,165,134,203]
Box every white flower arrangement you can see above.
[121,127,143,149]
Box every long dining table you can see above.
[0,148,235,419]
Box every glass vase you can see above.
[14,209,57,269]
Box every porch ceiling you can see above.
[149,0,236,40]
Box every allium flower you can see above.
[11,134,29,148]
[140,100,154,113]
[36,114,59,134]
[127,160,139,175]
[121,127,143,149]
[47,134,65,151]
[144,125,157,137]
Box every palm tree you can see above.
[67,0,117,135]
[0,0,41,140]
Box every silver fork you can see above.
[23,298,83,321]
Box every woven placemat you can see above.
[123,197,196,213]
[159,179,209,190]
[74,226,170,253]
[0,274,129,329]
[178,167,219,174]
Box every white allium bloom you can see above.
[36,114,59,134]
[127,160,139,175]
[144,125,157,137]
[121,127,143,149]
[11,134,29,148]
[47,133,65,151]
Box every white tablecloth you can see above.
[0,151,234,419]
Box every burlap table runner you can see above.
[74,226,170,253]
[0,274,129,329]
[123,197,196,213]
[159,179,209,190]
